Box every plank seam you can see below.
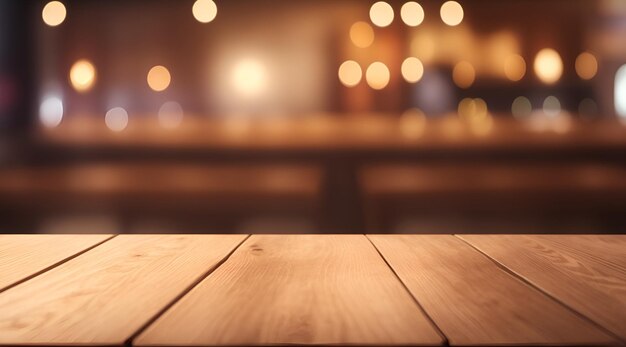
[365,235,450,347]
[454,234,625,345]
[0,234,119,294]
[124,234,252,347]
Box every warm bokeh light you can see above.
[543,96,561,116]
[69,60,96,93]
[350,21,375,49]
[440,1,464,26]
[232,59,267,97]
[504,54,526,82]
[192,0,217,23]
[147,65,171,92]
[458,98,491,136]
[575,52,598,80]
[42,1,66,27]
[399,108,427,139]
[158,101,184,129]
[401,2,425,27]
[105,107,129,132]
[616,65,626,120]
[370,2,394,28]
[338,60,362,87]
[453,61,475,88]
[512,96,532,118]
[366,62,390,90]
[534,48,563,84]
[401,57,424,83]
[39,97,63,128]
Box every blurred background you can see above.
[1,0,626,234]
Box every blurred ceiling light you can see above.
[232,59,267,97]
[105,107,129,132]
[147,65,171,92]
[543,96,561,116]
[338,60,362,87]
[575,52,598,80]
[69,60,96,93]
[534,49,563,84]
[511,96,532,118]
[350,21,375,48]
[440,1,463,26]
[370,2,394,28]
[399,108,427,139]
[42,1,66,27]
[401,57,424,83]
[39,97,63,128]
[401,2,425,27]
[192,0,217,23]
[504,54,526,82]
[366,62,390,90]
[158,101,184,129]
[616,65,626,120]
[452,61,475,88]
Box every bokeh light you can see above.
[440,1,464,26]
[401,2,425,27]
[616,64,626,120]
[504,54,526,82]
[370,2,394,28]
[578,98,598,118]
[350,22,375,48]
[534,48,563,84]
[575,52,598,80]
[232,59,267,97]
[192,0,217,23]
[69,60,96,93]
[543,96,561,116]
[147,65,171,92]
[399,108,427,139]
[158,101,184,129]
[338,60,362,87]
[401,57,424,83]
[366,62,390,90]
[42,1,66,27]
[453,61,475,88]
[511,96,532,118]
[39,97,63,128]
[105,107,129,132]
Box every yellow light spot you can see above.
[453,61,475,88]
[575,52,598,80]
[350,22,375,48]
[232,59,267,97]
[401,57,424,83]
[512,96,532,118]
[338,60,362,87]
[440,1,463,26]
[42,1,66,27]
[147,66,171,92]
[534,48,563,84]
[366,62,390,90]
[401,2,425,27]
[504,54,526,82]
[69,60,96,93]
[399,108,427,139]
[192,0,217,23]
[370,2,394,28]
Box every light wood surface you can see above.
[368,235,616,346]
[460,234,626,342]
[135,235,444,346]
[0,234,113,292]
[0,235,246,346]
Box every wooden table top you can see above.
[0,234,624,346]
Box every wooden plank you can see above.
[0,234,247,346]
[0,234,113,292]
[460,234,626,342]
[369,235,616,346]
[135,235,444,346]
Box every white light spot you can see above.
[105,107,129,132]
[39,97,63,128]
[158,102,184,129]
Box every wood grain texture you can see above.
[135,235,444,346]
[0,234,113,292]
[369,235,616,346]
[0,234,246,346]
[460,234,626,342]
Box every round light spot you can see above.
[42,1,66,27]
[338,60,362,87]
[512,96,532,118]
[575,52,598,80]
[232,59,267,97]
[105,107,129,132]
[578,98,598,118]
[615,64,626,120]
[147,65,171,92]
[440,1,463,26]
[543,96,561,116]
[192,0,217,23]
[534,48,563,84]
[69,60,96,93]
[370,2,394,28]
[399,108,427,139]
[366,62,391,90]
[504,54,526,82]
[453,61,475,88]
[39,97,63,128]
[401,2,425,27]
[350,21,375,48]
[158,101,184,129]
[401,57,424,83]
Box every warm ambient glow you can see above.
[399,108,427,139]
[504,54,526,82]
[370,2,394,28]
[453,61,475,88]
[512,96,532,118]
[440,1,464,26]
[401,57,424,83]
[39,97,63,128]
[105,107,129,132]
[232,59,267,97]
[338,60,362,87]
[147,66,171,92]
[366,62,390,90]
[69,60,96,93]
[401,2,425,27]
[575,52,598,80]
[616,65,626,121]
[42,1,66,27]
[350,22,375,48]
[534,48,563,84]
[158,101,184,129]
[192,0,217,23]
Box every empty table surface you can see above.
[0,234,624,346]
